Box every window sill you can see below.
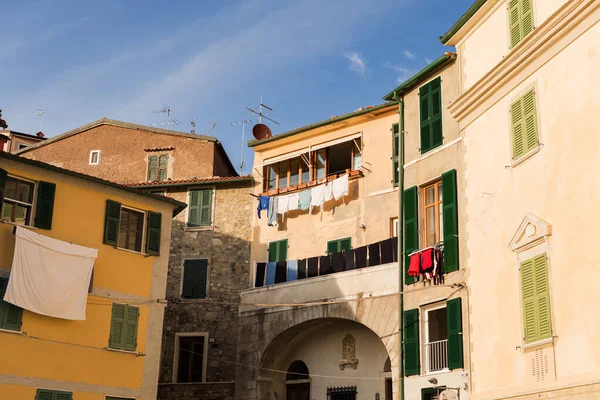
[178,297,208,303]
[0,220,37,230]
[116,246,146,256]
[510,146,540,168]
[521,337,553,350]
[422,368,451,376]
[0,328,23,335]
[185,225,213,232]
[106,347,144,356]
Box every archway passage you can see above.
[287,360,310,381]
[286,360,310,400]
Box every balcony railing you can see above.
[426,339,448,372]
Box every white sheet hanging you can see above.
[332,174,349,200]
[4,227,98,321]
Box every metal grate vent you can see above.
[531,348,549,381]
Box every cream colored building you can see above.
[236,54,470,400]
[442,0,600,399]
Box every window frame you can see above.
[326,237,352,255]
[116,205,147,254]
[172,332,209,384]
[186,187,215,229]
[180,258,210,300]
[390,217,398,238]
[147,154,169,182]
[421,302,449,374]
[509,86,540,165]
[418,76,444,154]
[89,150,101,165]
[108,303,140,352]
[422,180,443,248]
[508,0,535,49]
[1,175,36,226]
[268,239,288,263]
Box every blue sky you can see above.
[2,0,472,174]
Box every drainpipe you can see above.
[392,92,405,400]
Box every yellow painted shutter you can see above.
[521,258,537,342]
[508,0,522,48]
[511,96,525,159]
[534,254,552,340]
[522,89,539,153]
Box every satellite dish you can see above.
[252,123,272,140]
[439,389,459,400]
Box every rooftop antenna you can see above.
[204,122,217,136]
[246,95,280,126]
[190,118,196,134]
[151,105,179,129]
[231,119,252,174]
[34,109,44,132]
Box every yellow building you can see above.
[0,152,185,400]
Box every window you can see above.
[0,277,23,331]
[421,387,446,400]
[18,143,28,150]
[424,305,448,373]
[327,386,357,400]
[109,303,139,351]
[118,207,145,252]
[422,181,443,248]
[392,123,400,186]
[521,253,552,343]
[264,154,311,192]
[268,239,288,262]
[176,335,207,383]
[188,188,213,227]
[89,150,100,165]
[1,177,34,225]
[390,217,399,238]
[148,154,168,182]
[35,389,72,400]
[419,77,443,154]
[511,89,539,161]
[326,237,351,254]
[509,0,534,49]
[182,259,208,299]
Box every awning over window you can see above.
[4,226,97,320]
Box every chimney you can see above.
[36,131,45,138]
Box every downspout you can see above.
[392,92,405,400]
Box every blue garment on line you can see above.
[298,189,311,210]
[265,262,276,286]
[287,260,298,282]
[257,196,270,219]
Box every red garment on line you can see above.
[421,248,434,272]
[408,252,421,277]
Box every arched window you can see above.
[286,360,310,381]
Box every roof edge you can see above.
[0,152,187,216]
[247,102,399,148]
[382,53,457,101]
[129,176,254,189]
[440,0,488,45]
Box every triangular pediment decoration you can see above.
[508,213,552,252]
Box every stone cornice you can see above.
[449,0,599,128]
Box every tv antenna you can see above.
[190,119,196,134]
[151,105,179,129]
[34,109,44,132]
[231,119,252,174]
[246,95,280,126]
[204,122,218,136]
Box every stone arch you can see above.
[286,360,310,381]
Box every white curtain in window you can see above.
[4,226,97,320]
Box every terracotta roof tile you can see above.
[123,175,253,187]
[144,146,175,152]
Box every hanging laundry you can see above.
[332,174,349,200]
[307,257,319,278]
[5,226,97,320]
[368,242,381,267]
[380,238,394,264]
[323,181,334,202]
[287,192,300,211]
[421,248,435,273]
[297,259,307,279]
[265,262,276,285]
[275,261,287,283]
[354,246,368,269]
[310,185,326,210]
[277,195,290,214]
[332,252,345,273]
[287,260,298,282]
[319,255,331,275]
[298,189,311,210]
[255,263,266,287]
[268,197,278,226]
[257,196,270,219]
[392,237,399,262]
[408,252,421,277]
[343,249,355,271]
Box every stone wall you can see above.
[158,382,234,400]
[159,182,253,393]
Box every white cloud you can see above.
[384,62,418,84]
[402,49,416,60]
[344,52,368,77]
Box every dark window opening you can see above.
[177,336,205,383]
[286,360,310,381]
[118,207,144,252]
[328,141,353,176]
[327,386,357,400]
[1,177,34,226]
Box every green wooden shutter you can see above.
[278,239,288,261]
[442,170,459,273]
[430,77,443,149]
[509,0,522,48]
[199,189,213,226]
[404,308,420,376]
[327,240,338,255]
[521,258,537,342]
[521,0,534,39]
[197,259,208,299]
[404,187,418,284]
[0,277,23,331]
[535,254,552,340]
[447,298,464,369]
[34,181,56,230]
[522,254,552,343]
[392,123,400,187]
[123,305,139,351]
[182,260,199,298]
[188,190,201,227]
[268,241,278,262]
[158,155,168,181]
[55,391,73,400]
[419,83,432,153]
[340,238,352,251]
[146,211,162,256]
[522,89,538,153]
[148,156,158,181]
[35,389,72,400]
[109,303,126,349]
[0,168,7,213]
[104,200,121,246]
[511,95,525,159]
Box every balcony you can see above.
[426,339,449,373]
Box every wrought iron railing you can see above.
[426,339,448,372]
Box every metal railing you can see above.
[426,339,448,372]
